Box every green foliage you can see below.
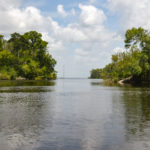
[0,50,17,66]
[0,35,4,51]
[0,67,17,80]
[91,27,150,82]
[101,46,149,81]
[90,68,103,79]
[0,31,57,80]
[21,60,39,80]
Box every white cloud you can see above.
[53,25,87,42]
[75,55,98,64]
[108,0,150,30]
[53,4,121,77]
[79,4,106,26]
[0,5,50,34]
[57,5,76,17]
[0,0,21,9]
[57,4,67,17]
[75,48,89,56]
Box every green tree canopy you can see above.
[90,68,103,79]
[0,31,57,80]
[91,27,150,83]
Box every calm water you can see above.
[0,79,150,150]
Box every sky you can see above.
[0,0,150,78]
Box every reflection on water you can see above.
[122,88,150,141]
[0,80,55,87]
[0,79,150,150]
[0,87,53,93]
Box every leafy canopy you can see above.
[0,31,57,80]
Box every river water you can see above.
[0,79,150,150]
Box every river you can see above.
[0,79,150,150]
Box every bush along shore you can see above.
[90,27,150,85]
[0,31,57,80]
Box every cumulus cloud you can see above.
[108,0,150,30]
[57,4,68,17]
[0,4,49,34]
[79,4,106,26]
[0,0,21,9]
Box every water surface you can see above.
[0,79,150,150]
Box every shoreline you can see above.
[118,77,132,85]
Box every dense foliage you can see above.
[0,31,57,80]
[90,27,150,82]
[90,69,103,79]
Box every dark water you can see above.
[0,79,150,150]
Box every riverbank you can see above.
[103,77,140,86]
[118,77,133,85]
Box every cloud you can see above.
[108,0,150,30]
[57,4,68,17]
[79,4,106,26]
[0,0,21,8]
[75,48,89,56]
[0,5,49,34]
[89,0,97,4]
[75,55,98,64]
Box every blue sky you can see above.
[0,0,149,77]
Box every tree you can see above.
[23,31,48,59]
[0,35,4,51]
[0,31,57,80]
[90,69,103,79]
[8,32,24,58]
[92,27,150,82]
[125,27,150,59]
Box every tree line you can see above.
[90,27,150,83]
[0,31,57,80]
